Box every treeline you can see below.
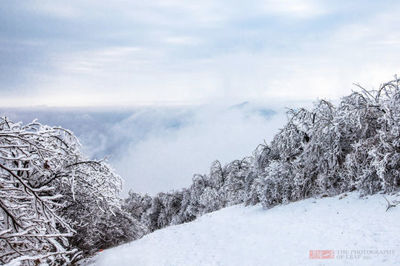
[125,158,250,232]
[1,78,400,264]
[124,78,400,233]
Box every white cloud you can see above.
[25,1,81,18]
[259,0,326,18]
[112,104,287,195]
[2,1,400,107]
[164,36,201,45]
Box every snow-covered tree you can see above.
[220,158,251,205]
[0,117,132,263]
[258,160,294,208]
[0,118,80,264]
[176,188,196,223]
[344,79,400,194]
[124,191,152,222]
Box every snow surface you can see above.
[93,192,400,265]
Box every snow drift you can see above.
[94,192,400,266]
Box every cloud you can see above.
[111,103,286,195]
[23,1,81,19]
[258,0,326,18]
[164,36,201,46]
[1,1,400,107]
[1,103,288,195]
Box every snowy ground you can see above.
[93,192,400,266]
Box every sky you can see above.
[1,0,400,107]
[2,1,400,194]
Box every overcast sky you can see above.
[1,1,400,107]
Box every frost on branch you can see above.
[0,118,128,264]
[0,118,80,264]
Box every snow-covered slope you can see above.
[93,193,400,266]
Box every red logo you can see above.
[309,250,335,259]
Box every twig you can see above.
[383,195,399,212]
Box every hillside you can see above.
[3,79,400,265]
[93,192,400,266]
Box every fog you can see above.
[1,102,293,195]
[112,103,288,194]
